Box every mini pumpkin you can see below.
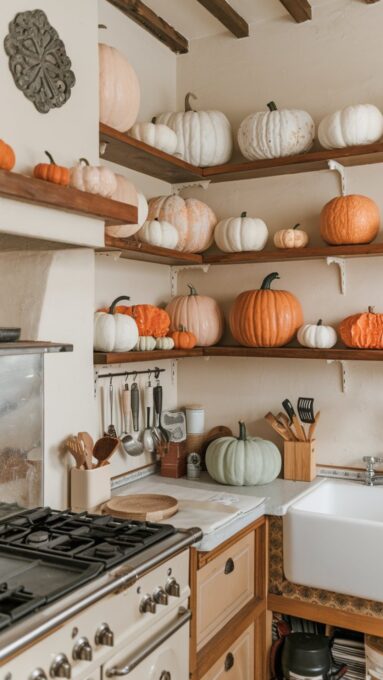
[156,337,175,350]
[214,212,269,253]
[129,122,178,155]
[134,336,156,351]
[320,195,380,245]
[339,307,383,349]
[33,151,69,186]
[69,158,117,197]
[318,104,383,150]
[205,421,282,486]
[229,272,303,347]
[94,296,139,352]
[138,218,179,250]
[297,320,337,349]
[148,195,217,253]
[274,224,309,249]
[169,327,197,349]
[166,284,224,347]
[0,139,15,170]
[102,304,170,338]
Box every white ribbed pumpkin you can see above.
[238,101,315,160]
[214,212,268,253]
[134,336,156,351]
[69,158,117,197]
[99,44,140,132]
[94,296,139,352]
[106,176,146,239]
[129,122,178,155]
[273,224,309,249]
[156,337,175,350]
[148,195,217,253]
[318,104,383,150]
[206,422,282,486]
[138,218,179,249]
[154,92,233,166]
[166,284,224,347]
[297,320,337,349]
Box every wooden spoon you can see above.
[93,436,119,468]
[78,432,94,470]
[66,436,86,469]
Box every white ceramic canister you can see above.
[185,404,205,434]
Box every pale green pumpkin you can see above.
[205,421,282,486]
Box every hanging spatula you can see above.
[282,398,306,441]
[297,397,315,424]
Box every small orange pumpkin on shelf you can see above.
[169,327,197,349]
[339,306,383,349]
[99,302,170,338]
[320,194,380,245]
[33,151,69,186]
[0,139,15,170]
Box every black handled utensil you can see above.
[282,398,306,441]
[297,397,315,424]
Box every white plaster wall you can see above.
[176,0,383,468]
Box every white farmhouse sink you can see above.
[283,479,383,602]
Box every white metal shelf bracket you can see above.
[170,263,210,296]
[327,359,347,393]
[99,140,109,157]
[96,250,122,261]
[326,256,346,294]
[328,159,347,196]
[171,180,211,194]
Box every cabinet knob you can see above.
[153,587,169,606]
[165,576,180,597]
[224,558,235,575]
[160,673,171,680]
[72,637,93,662]
[49,654,71,678]
[139,594,157,614]
[29,670,48,680]
[95,623,114,647]
[224,652,234,671]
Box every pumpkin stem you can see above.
[267,101,278,112]
[261,272,280,290]
[241,211,247,218]
[44,151,56,165]
[109,295,131,314]
[317,319,323,326]
[238,421,247,441]
[293,223,300,230]
[179,325,186,332]
[368,306,376,313]
[79,157,90,166]
[187,283,198,296]
[185,92,197,112]
[151,116,157,124]
[98,24,107,29]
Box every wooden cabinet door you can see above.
[200,623,254,680]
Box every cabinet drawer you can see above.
[196,532,254,649]
[200,622,254,680]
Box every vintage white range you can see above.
[0,504,201,680]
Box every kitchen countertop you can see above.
[113,472,324,551]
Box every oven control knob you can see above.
[95,622,114,647]
[165,577,180,598]
[139,594,157,614]
[29,670,48,680]
[73,636,93,662]
[153,587,169,606]
[49,653,72,678]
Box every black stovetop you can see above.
[0,507,175,631]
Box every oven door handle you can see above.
[105,607,192,677]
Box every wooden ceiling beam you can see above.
[196,0,249,38]
[279,0,312,22]
[106,0,189,54]
[365,0,380,4]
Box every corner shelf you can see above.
[0,169,138,226]
[203,242,383,265]
[94,348,203,364]
[102,235,203,265]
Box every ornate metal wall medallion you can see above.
[4,10,76,114]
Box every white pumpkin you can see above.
[69,158,117,197]
[156,337,175,350]
[238,101,315,160]
[135,336,156,351]
[129,122,178,155]
[214,212,268,253]
[99,43,140,132]
[318,104,383,150]
[273,224,309,249]
[297,320,337,349]
[105,176,146,240]
[138,218,179,250]
[154,92,233,167]
[205,422,282,486]
[94,296,139,352]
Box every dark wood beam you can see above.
[365,0,380,4]
[196,0,249,38]
[279,0,312,22]
[106,0,188,54]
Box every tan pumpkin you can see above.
[148,195,217,253]
[99,43,140,132]
[320,195,380,245]
[229,272,303,347]
[273,224,309,249]
[166,284,224,347]
[339,307,383,349]
[105,174,141,239]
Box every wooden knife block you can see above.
[159,441,187,478]
[283,440,316,482]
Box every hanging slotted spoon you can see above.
[297,397,315,424]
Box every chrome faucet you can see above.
[363,456,383,486]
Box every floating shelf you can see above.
[0,341,73,356]
[94,348,204,365]
[99,125,383,184]
[0,169,138,226]
[102,235,203,265]
[203,242,383,265]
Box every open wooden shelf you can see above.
[204,242,383,264]
[0,341,73,356]
[0,169,138,226]
[103,235,203,265]
[94,348,203,364]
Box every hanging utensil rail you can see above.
[96,367,166,380]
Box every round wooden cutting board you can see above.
[102,494,178,521]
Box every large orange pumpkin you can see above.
[229,272,303,347]
[339,306,383,349]
[148,195,217,253]
[100,302,170,338]
[320,195,380,245]
[0,139,15,170]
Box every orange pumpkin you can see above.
[320,195,380,245]
[339,306,383,349]
[0,139,15,170]
[229,272,303,347]
[99,302,170,338]
[33,151,69,186]
[170,327,197,349]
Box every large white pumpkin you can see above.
[129,122,178,155]
[154,93,233,167]
[138,218,179,250]
[206,422,282,486]
[148,195,217,253]
[69,158,117,198]
[105,175,146,240]
[214,212,268,253]
[318,104,383,150]
[297,319,337,349]
[238,101,315,160]
[94,296,139,352]
[99,43,140,132]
